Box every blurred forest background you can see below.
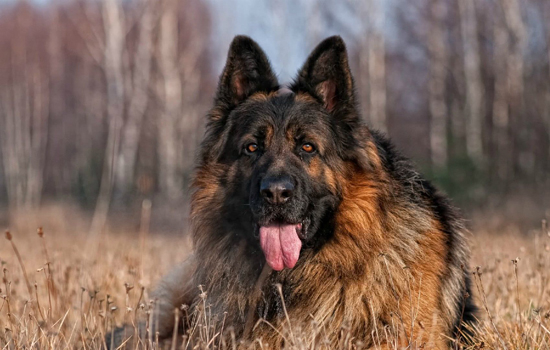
[0,0,549,233]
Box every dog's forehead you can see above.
[244,92,296,122]
[268,89,318,115]
[267,95,320,131]
[237,89,325,134]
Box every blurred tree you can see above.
[89,0,126,236]
[428,0,449,168]
[492,2,510,181]
[0,0,548,226]
[114,0,154,199]
[156,0,210,200]
[546,1,550,168]
[0,3,49,213]
[367,0,387,133]
[458,0,484,166]
[157,0,184,200]
[501,0,527,179]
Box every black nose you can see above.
[260,177,295,205]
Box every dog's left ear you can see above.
[291,36,356,116]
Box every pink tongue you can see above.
[259,224,302,271]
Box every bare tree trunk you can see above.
[158,0,183,200]
[501,0,526,178]
[179,61,204,179]
[428,0,448,169]
[357,41,371,125]
[47,4,64,195]
[449,43,466,157]
[178,12,208,181]
[114,0,154,198]
[90,0,125,236]
[0,6,49,221]
[28,57,49,209]
[352,0,371,125]
[1,87,23,210]
[459,0,484,166]
[367,0,387,133]
[492,4,510,181]
[546,1,550,172]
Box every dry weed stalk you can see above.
[1,220,550,349]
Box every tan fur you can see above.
[239,158,453,348]
[144,136,469,349]
[109,35,473,350]
[294,92,317,103]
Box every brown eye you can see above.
[246,143,258,153]
[302,143,315,153]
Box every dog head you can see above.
[197,36,371,270]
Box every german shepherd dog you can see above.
[108,36,475,349]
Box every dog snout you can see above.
[260,176,295,205]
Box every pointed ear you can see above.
[214,36,279,115]
[291,36,355,114]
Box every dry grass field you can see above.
[1,206,549,349]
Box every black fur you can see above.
[106,35,476,349]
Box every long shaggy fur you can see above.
[108,35,475,349]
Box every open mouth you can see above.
[259,222,304,271]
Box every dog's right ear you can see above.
[212,36,279,118]
[202,36,278,163]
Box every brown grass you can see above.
[1,213,550,349]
